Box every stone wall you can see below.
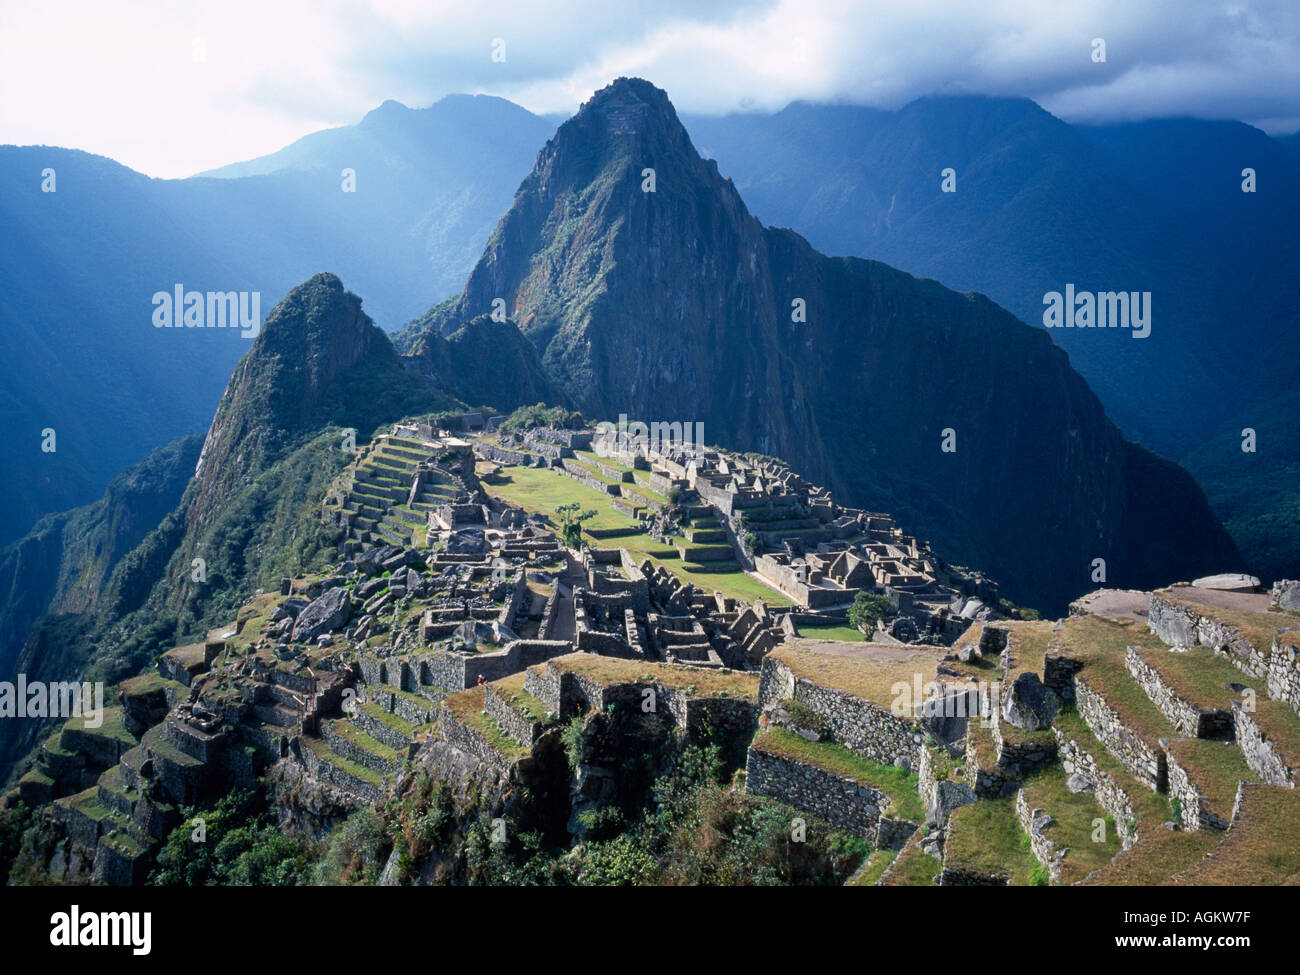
[1053,727,1139,849]
[758,656,922,768]
[418,640,573,690]
[1231,700,1295,788]
[1015,788,1067,882]
[474,442,547,468]
[1044,654,1084,701]
[745,745,900,844]
[1165,747,1233,831]
[322,722,400,777]
[1125,645,1232,738]
[435,705,515,776]
[1148,593,1269,679]
[523,661,756,741]
[1267,631,1300,715]
[483,683,542,747]
[1075,678,1166,791]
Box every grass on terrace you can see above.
[329,719,402,763]
[795,622,866,643]
[548,653,759,700]
[1003,621,1054,679]
[63,705,136,746]
[440,686,531,762]
[1018,765,1122,884]
[359,700,420,739]
[879,833,939,886]
[1059,614,1177,751]
[943,798,1040,885]
[480,462,792,607]
[769,640,941,712]
[1165,784,1300,885]
[490,672,554,724]
[848,847,898,886]
[1131,644,1263,714]
[1052,704,1227,885]
[1165,738,1256,820]
[752,727,924,821]
[302,734,385,788]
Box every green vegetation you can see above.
[151,791,316,886]
[499,403,584,434]
[754,728,924,822]
[556,502,598,549]
[847,592,892,637]
[796,622,866,643]
[943,798,1041,885]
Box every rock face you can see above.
[401,76,1243,613]
[1273,580,1300,613]
[293,587,353,642]
[1192,573,1261,592]
[1001,672,1061,731]
[926,779,976,827]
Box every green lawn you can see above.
[796,623,865,643]
[481,464,792,607]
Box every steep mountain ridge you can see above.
[404,78,1243,612]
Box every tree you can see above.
[556,503,597,549]
[847,592,892,638]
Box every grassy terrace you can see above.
[359,700,420,739]
[753,727,924,821]
[490,672,554,724]
[118,670,186,700]
[549,653,759,699]
[479,462,793,607]
[66,787,113,823]
[302,734,385,788]
[441,686,532,761]
[1018,765,1122,883]
[1132,644,1263,713]
[796,623,865,643]
[769,640,940,712]
[967,715,999,772]
[1053,705,1227,885]
[330,719,403,763]
[64,706,136,747]
[1059,614,1176,751]
[945,797,1040,884]
[848,848,899,886]
[880,833,939,886]
[1166,785,1300,885]
[1165,738,1255,818]
[1003,621,1054,679]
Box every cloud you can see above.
[1,0,1295,177]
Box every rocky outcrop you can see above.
[293,587,353,642]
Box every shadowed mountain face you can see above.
[402,78,1243,613]
[0,95,552,547]
[683,100,1300,584]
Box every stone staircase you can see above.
[324,433,467,552]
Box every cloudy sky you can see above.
[2,0,1297,178]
